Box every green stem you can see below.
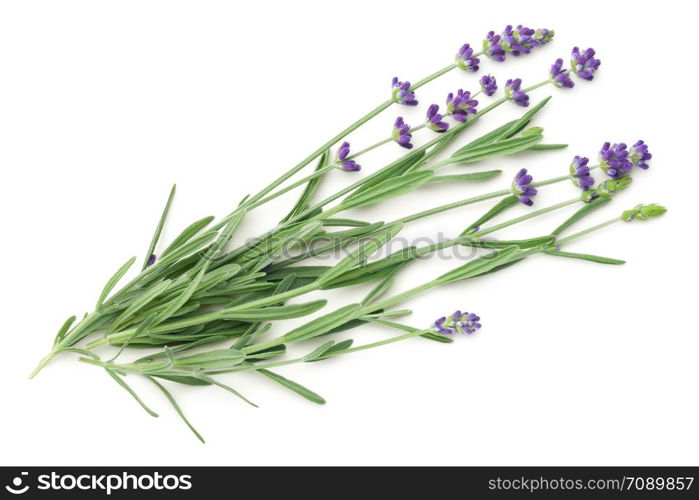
[411,63,457,89]
[475,198,580,236]
[555,217,622,246]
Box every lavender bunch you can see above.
[29,28,667,444]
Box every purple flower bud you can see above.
[534,28,555,45]
[570,47,601,81]
[512,168,537,206]
[392,117,413,149]
[391,77,418,106]
[629,140,651,170]
[336,141,361,172]
[599,142,632,179]
[147,254,157,267]
[479,74,498,96]
[504,78,529,107]
[569,156,595,191]
[433,316,454,335]
[433,310,482,335]
[483,31,506,62]
[455,43,480,71]
[550,58,575,89]
[425,104,449,133]
[445,89,478,122]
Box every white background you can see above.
[1,0,697,466]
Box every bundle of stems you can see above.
[31,26,665,442]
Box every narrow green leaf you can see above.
[449,134,543,164]
[157,230,218,265]
[303,340,337,361]
[221,299,327,321]
[153,268,207,326]
[316,222,404,286]
[53,315,77,346]
[154,375,211,386]
[148,377,205,443]
[467,235,556,250]
[544,249,625,265]
[323,262,404,290]
[461,195,519,235]
[160,216,215,258]
[352,151,426,195]
[493,96,552,142]
[258,369,325,404]
[109,280,172,333]
[362,275,396,305]
[105,369,159,417]
[436,247,522,285]
[174,349,246,370]
[97,256,137,308]
[429,170,502,183]
[260,303,362,347]
[552,197,611,236]
[281,149,329,222]
[529,143,568,150]
[321,218,371,227]
[108,313,158,362]
[196,374,258,407]
[265,266,331,281]
[450,119,520,157]
[340,171,433,210]
[142,184,176,270]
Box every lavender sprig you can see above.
[391,77,418,106]
[425,104,449,133]
[336,142,361,172]
[479,75,498,96]
[512,168,537,206]
[505,78,529,107]
[434,310,482,335]
[392,117,413,149]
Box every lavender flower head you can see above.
[479,75,498,96]
[629,140,652,170]
[504,78,529,107]
[570,47,601,81]
[335,141,361,172]
[483,25,554,61]
[425,104,449,133]
[446,89,478,122]
[147,254,157,267]
[512,168,537,206]
[392,117,413,149]
[569,156,595,191]
[433,310,482,336]
[550,58,574,89]
[455,43,480,72]
[391,77,418,106]
[599,142,632,179]
[501,25,539,56]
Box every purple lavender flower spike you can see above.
[629,140,652,170]
[479,75,497,96]
[335,141,361,172]
[425,104,449,133]
[569,156,595,191]
[392,117,413,149]
[434,311,482,336]
[147,254,157,267]
[445,89,478,122]
[599,142,632,179]
[455,43,480,71]
[550,58,575,89]
[433,316,454,335]
[570,47,601,81]
[501,24,539,56]
[512,168,537,206]
[483,31,506,62]
[504,78,529,107]
[391,77,418,106]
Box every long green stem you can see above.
[555,217,622,246]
